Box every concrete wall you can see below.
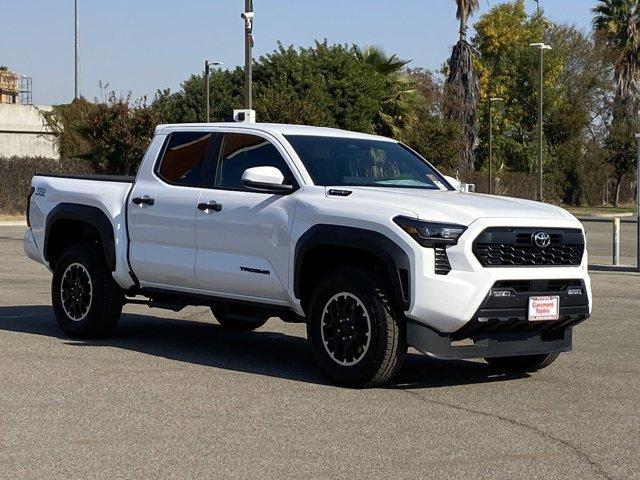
[0,104,59,159]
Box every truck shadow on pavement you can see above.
[0,305,527,389]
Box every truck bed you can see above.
[33,173,135,183]
[27,172,137,289]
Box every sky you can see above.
[2,0,599,106]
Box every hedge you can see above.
[0,157,94,214]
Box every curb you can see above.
[577,216,637,224]
[589,264,639,274]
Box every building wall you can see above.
[0,104,59,159]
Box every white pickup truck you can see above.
[24,123,592,387]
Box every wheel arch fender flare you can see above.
[294,224,411,309]
[44,203,117,271]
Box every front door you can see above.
[128,130,218,289]
[195,132,298,302]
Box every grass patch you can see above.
[564,205,637,216]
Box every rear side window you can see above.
[157,132,213,187]
[215,133,295,190]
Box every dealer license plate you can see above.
[528,295,560,321]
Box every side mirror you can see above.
[241,166,294,193]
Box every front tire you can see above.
[485,353,559,372]
[307,268,407,388]
[52,244,124,338]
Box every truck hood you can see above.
[337,187,577,226]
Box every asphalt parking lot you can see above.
[1,223,639,480]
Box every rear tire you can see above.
[307,267,407,388]
[51,244,124,338]
[485,353,559,372]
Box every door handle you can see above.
[132,195,155,206]
[197,200,223,212]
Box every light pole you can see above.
[636,133,640,272]
[488,97,503,195]
[204,60,223,123]
[530,42,552,202]
[74,0,80,100]
[242,0,254,110]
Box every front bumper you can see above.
[407,278,589,359]
[405,217,592,333]
[408,321,576,360]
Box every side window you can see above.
[156,132,213,187]
[215,133,295,190]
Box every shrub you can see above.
[459,171,564,204]
[0,157,94,214]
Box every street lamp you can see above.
[530,42,552,202]
[488,97,503,195]
[635,133,640,271]
[204,60,223,123]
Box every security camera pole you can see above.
[74,0,80,100]
[530,42,552,202]
[243,0,254,110]
[204,60,223,122]
[488,97,503,195]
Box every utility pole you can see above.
[488,97,503,195]
[530,42,552,202]
[204,60,223,122]
[242,0,254,110]
[74,0,80,100]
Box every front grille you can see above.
[473,227,584,267]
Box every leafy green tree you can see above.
[153,68,244,123]
[472,2,617,205]
[254,41,387,132]
[473,1,560,173]
[42,98,98,159]
[81,92,158,175]
[404,69,461,171]
[154,41,388,133]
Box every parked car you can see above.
[24,123,591,387]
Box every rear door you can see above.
[128,130,219,289]
[195,132,299,302]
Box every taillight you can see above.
[26,186,35,227]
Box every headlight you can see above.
[394,216,467,247]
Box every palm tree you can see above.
[593,0,640,116]
[445,0,480,171]
[593,0,640,206]
[355,46,419,139]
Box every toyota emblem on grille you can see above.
[533,231,551,248]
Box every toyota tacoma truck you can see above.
[24,123,592,387]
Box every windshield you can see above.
[285,135,452,190]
